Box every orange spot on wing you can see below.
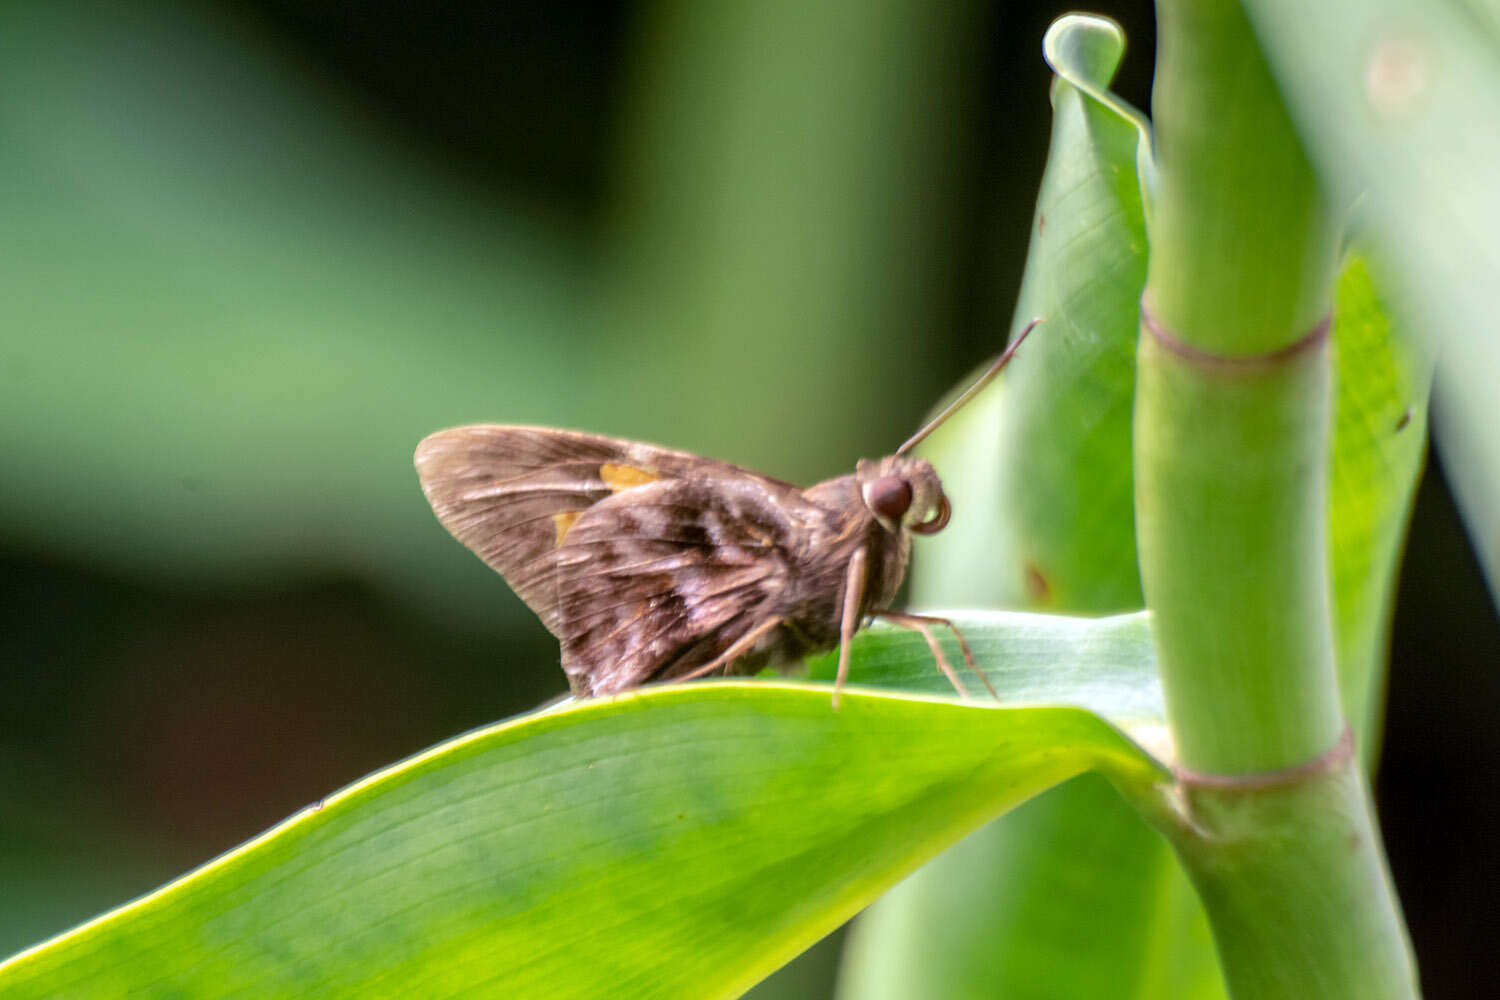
[600,463,658,492]
[742,525,772,546]
[553,510,581,545]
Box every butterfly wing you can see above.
[553,476,815,694]
[413,425,799,638]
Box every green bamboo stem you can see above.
[1137,325,1342,773]
[1168,736,1416,998]
[1138,0,1418,995]
[1142,0,1342,776]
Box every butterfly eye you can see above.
[910,493,950,535]
[868,476,914,520]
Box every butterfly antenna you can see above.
[897,316,1045,456]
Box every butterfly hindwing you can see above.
[553,476,810,694]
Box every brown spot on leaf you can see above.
[1024,562,1052,603]
[1395,407,1413,432]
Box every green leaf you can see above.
[916,12,1152,614]
[1242,0,1500,606]
[840,775,1217,1000]
[1327,254,1433,751]
[806,611,1163,737]
[0,617,1167,999]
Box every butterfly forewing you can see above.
[416,427,629,632]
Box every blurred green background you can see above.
[1,1,1494,996]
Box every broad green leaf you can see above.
[1242,0,1500,606]
[841,775,1215,1000]
[0,615,1167,1000]
[841,17,1226,1000]
[1327,255,1433,751]
[806,611,1164,744]
[915,13,1151,614]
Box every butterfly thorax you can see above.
[799,472,912,617]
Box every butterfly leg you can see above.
[876,612,1000,701]
[832,547,869,711]
[905,614,999,701]
[673,615,785,682]
[873,611,972,700]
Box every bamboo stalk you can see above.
[1137,0,1418,994]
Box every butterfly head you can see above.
[856,456,950,537]
[852,318,1041,539]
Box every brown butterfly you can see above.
[416,319,1040,705]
